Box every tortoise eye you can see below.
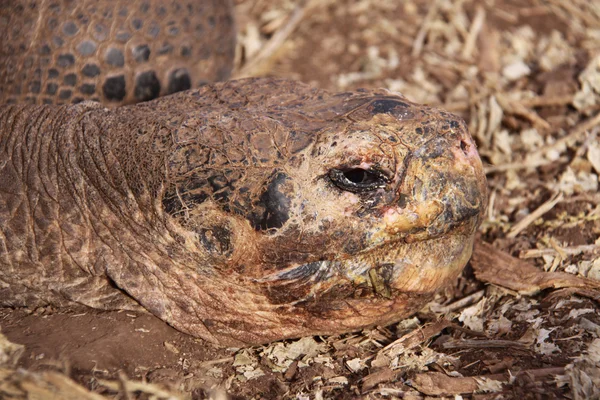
[329,168,387,193]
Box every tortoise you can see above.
[0,0,487,346]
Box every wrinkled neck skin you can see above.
[0,81,485,346]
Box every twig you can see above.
[519,94,574,108]
[461,6,485,59]
[520,244,600,259]
[234,0,310,78]
[442,339,530,349]
[412,0,440,57]
[484,156,568,174]
[430,290,485,314]
[496,94,551,130]
[507,192,564,238]
[529,112,600,159]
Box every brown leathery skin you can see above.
[0,0,235,106]
[0,78,487,346]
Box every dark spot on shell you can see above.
[134,70,160,101]
[181,45,191,57]
[63,73,77,86]
[147,22,160,38]
[82,64,101,77]
[30,81,41,94]
[52,36,64,47]
[132,44,151,62]
[56,53,75,68]
[102,75,126,101]
[77,40,97,56]
[131,18,143,30]
[62,21,78,36]
[115,31,131,43]
[198,47,210,60]
[58,89,72,100]
[168,26,179,36]
[105,48,125,67]
[140,2,150,13]
[167,68,191,94]
[39,44,51,55]
[46,82,58,95]
[118,6,128,17]
[157,42,173,55]
[72,97,84,103]
[93,23,108,41]
[42,98,52,104]
[79,83,96,95]
[157,6,166,16]
[76,13,89,24]
[415,127,423,135]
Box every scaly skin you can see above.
[0,0,235,106]
[0,78,487,346]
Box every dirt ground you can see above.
[1,0,600,399]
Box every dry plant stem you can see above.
[382,320,452,354]
[496,94,551,130]
[234,0,310,78]
[520,244,600,259]
[531,111,600,159]
[430,289,485,313]
[461,5,485,60]
[548,0,600,28]
[484,156,569,174]
[444,94,573,113]
[507,192,564,238]
[520,94,574,108]
[442,339,529,349]
[412,0,440,57]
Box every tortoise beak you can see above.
[383,127,487,240]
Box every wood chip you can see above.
[410,372,482,395]
[361,367,401,392]
[471,242,600,296]
[381,320,452,356]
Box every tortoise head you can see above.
[149,78,486,344]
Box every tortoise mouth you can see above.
[256,228,474,294]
